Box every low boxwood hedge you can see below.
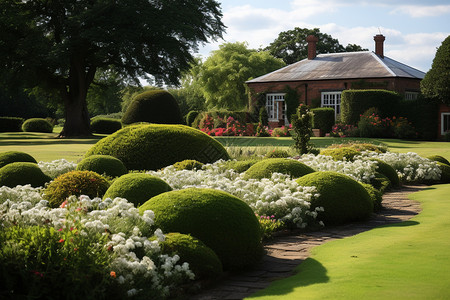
[22,118,53,133]
[244,158,315,180]
[0,151,37,169]
[0,162,51,188]
[90,118,122,134]
[76,155,127,178]
[320,147,361,161]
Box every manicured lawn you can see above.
[247,184,450,300]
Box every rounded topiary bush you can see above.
[428,155,450,166]
[0,151,37,169]
[0,162,51,188]
[370,172,392,193]
[361,182,383,212]
[76,155,127,178]
[173,159,204,171]
[139,188,263,271]
[122,90,183,125]
[44,171,110,207]
[90,117,122,134]
[223,159,260,173]
[160,233,223,280]
[265,149,290,158]
[244,158,315,180]
[85,124,229,171]
[296,171,373,225]
[437,162,450,183]
[320,147,361,161]
[103,173,171,206]
[22,118,53,133]
[371,158,400,187]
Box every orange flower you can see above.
[60,200,68,208]
[110,271,116,278]
[59,239,65,243]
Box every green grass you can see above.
[247,184,450,299]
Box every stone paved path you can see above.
[189,185,425,300]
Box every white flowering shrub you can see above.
[38,159,77,178]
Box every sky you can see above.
[196,0,450,73]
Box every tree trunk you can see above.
[58,54,96,138]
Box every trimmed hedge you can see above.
[427,155,450,166]
[437,162,450,183]
[103,173,172,206]
[76,155,127,178]
[90,118,122,134]
[223,159,261,173]
[361,182,383,212]
[311,107,335,133]
[320,147,361,161]
[371,158,400,187]
[296,171,373,225]
[370,172,392,193]
[139,188,263,271]
[0,117,24,132]
[160,233,223,280]
[85,124,229,171]
[44,171,110,207]
[122,90,183,125]
[0,162,51,188]
[173,160,204,171]
[0,151,37,169]
[398,98,438,140]
[341,90,402,125]
[22,118,53,133]
[244,158,315,180]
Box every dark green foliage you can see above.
[185,110,200,127]
[259,106,269,126]
[85,124,229,171]
[397,98,438,140]
[437,162,450,183]
[122,90,183,125]
[76,155,127,178]
[283,86,301,124]
[22,118,53,133]
[244,158,314,180]
[223,159,261,173]
[320,147,361,161]
[340,90,402,125]
[265,149,290,158]
[291,104,316,154]
[371,159,400,187]
[0,151,37,169]
[0,162,51,188]
[173,160,204,171]
[361,182,383,212]
[90,118,122,134]
[427,155,450,166]
[311,107,335,133]
[160,233,223,280]
[103,173,171,207]
[296,171,373,225]
[44,171,110,207]
[139,188,263,271]
[370,172,392,194]
[0,117,24,132]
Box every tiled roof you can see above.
[246,51,425,83]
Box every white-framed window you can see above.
[321,91,342,118]
[405,91,419,101]
[266,93,286,123]
[441,113,450,135]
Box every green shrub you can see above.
[371,158,400,187]
[0,162,51,188]
[139,188,263,271]
[85,124,229,171]
[296,171,373,225]
[223,159,261,173]
[22,118,53,133]
[265,149,290,158]
[44,171,110,207]
[0,151,37,169]
[192,110,248,129]
[185,110,200,127]
[76,155,127,178]
[370,172,392,194]
[361,182,383,212]
[90,117,122,134]
[427,155,450,166]
[0,117,24,132]
[398,98,438,140]
[326,142,387,153]
[122,90,183,125]
[173,160,204,171]
[311,107,335,133]
[437,162,450,183]
[271,126,291,137]
[103,173,171,206]
[244,158,315,180]
[341,89,402,125]
[320,147,361,161]
[160,233,223,279]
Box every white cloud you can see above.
[391,5,450,17]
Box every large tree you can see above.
[421,35,450,105]
[185,42,285,110]
[265,27,367,65]
[0,0,224,137]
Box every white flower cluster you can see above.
[295,154,378,183]
[147,162,321,228]
[0,189,194,298]
[38,159,77,178]
[356,151,441,182]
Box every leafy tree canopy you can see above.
[421,35,450,105]
[0,0,224,137]
[265,27,367,65]
[185,42,285,110]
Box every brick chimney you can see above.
[306,35,319,60]
[374,34,385,58]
